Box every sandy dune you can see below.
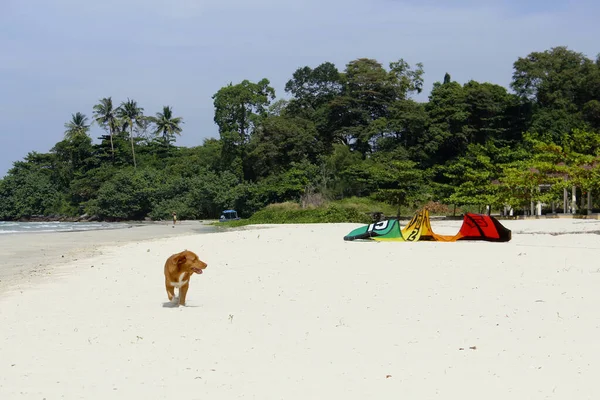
[1,219,600,399]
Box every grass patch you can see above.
[335,197,398,216]
[216,197,395,227]
[214,197,466,228]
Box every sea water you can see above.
[0,221,132,235]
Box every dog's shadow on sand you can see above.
[162,298,200,308]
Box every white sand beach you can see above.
[1,218,600,399]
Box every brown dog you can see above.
[164,250,208,306]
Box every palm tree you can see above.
[117,98,144,168]
[151,106,184,148]
[61,112,92,171]
[92,97,118,160]
[64,112,90,140]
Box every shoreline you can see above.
[0,220,224,294]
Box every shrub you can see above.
[219,201,372,227]
[149,197,196,221]
[423,201,452,215]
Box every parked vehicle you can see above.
[219,209,240,222]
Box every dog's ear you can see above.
[174,253,187,265]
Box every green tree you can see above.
[151,105,184,148]
[57,112,94,179]
[90,168,157,220]
[342,154,426,215]
[64,112,90,141]
[462,81,517,145]
[52,134,94,179]
[316,58,424,156]
[92,97,119,161]
[511,46,591,108]
[511,46,596,141]
[422,79,468,165]
[373,100,429,159]
[316,143,363,198]
[212,78,275,179]
[243,161,319,213]
[187,170,244,218]
[117,99,144,168]
[284,62,344,117]
[444,144,500,210]
[247,116,322,178]
[212,78,275,141]
[0,156,63,219]
[345,58,423,118]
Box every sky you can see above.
[1,0,599,177]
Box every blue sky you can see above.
[1,0,598,177]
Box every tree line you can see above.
[1,45,599,221]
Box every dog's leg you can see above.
[179,282,190,306]
[165,280,176,302]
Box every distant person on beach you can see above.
[172,212,177,226]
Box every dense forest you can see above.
[1,46,600,221]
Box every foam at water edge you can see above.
[0,222,131,234]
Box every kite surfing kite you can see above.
[343,209,511,242]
